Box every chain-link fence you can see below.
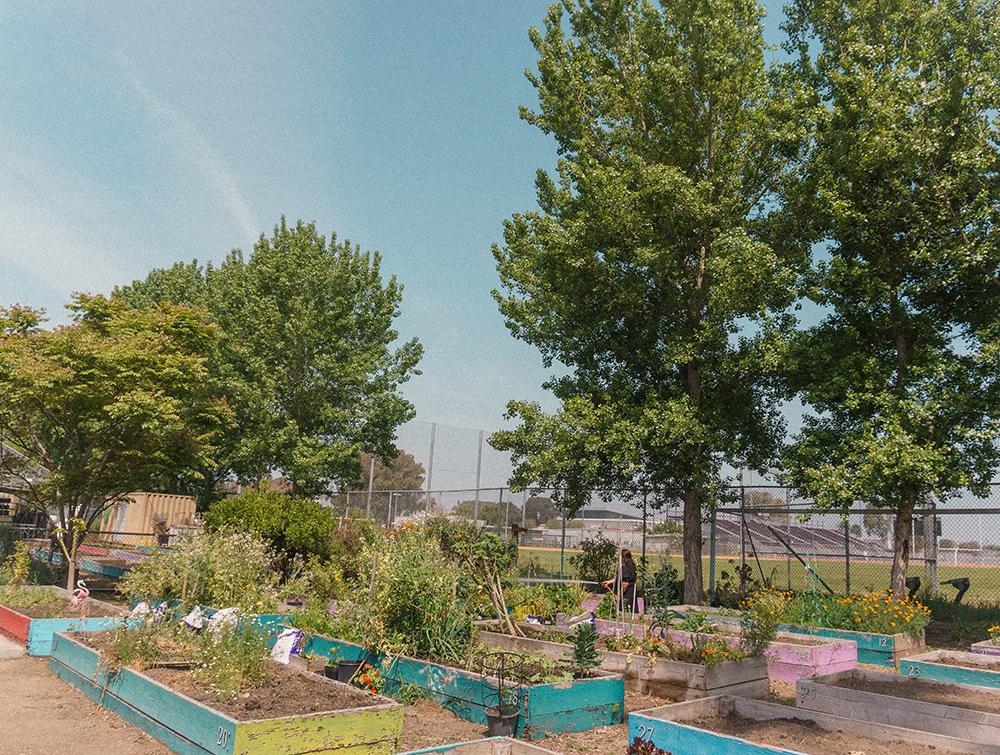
[338,483,1000,602]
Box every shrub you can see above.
[646,560,683,609]
[571,535,617,586]
[782,591,931,635]
[568,623,600,675]
[120,529,280,613]
[205,489,338,567]
[740,590,785,657]
[194,625,270,701]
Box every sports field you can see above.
[518,546,1000,602]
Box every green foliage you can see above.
[647,561,683,609]
[568,622,601,675]
[570,536,616,587]
[392,683,428,705]
[779,0,1000,594]
[120,530,280,613]
[506,583,584,622]
[594,592,616,620]
[0,295,229,586]
[330,527,473,662]
[781,591,931,636]
[204,488,337,566]
[0,587,72,618]
[491,0,803,604]
[1,542,31,588]
[101,622,168,672]
[116,218,423,499]
[739,590,784,657]
[676,612,717,635]
[193,625,270,701]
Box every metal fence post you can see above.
[425,423,436,515]
[926,505,939,597]
[365,456,375,517]
[844,517,851,594]
[708,508,717,604]
[473,431,483,523]
[739,483,747,596]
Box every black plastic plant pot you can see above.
[322,664,338,680]
[485,707,520,737]
[337,660,363,683]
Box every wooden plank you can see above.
[971,640,1000,657]
[0,603,31,643]
[899,650,1000,690]
[630,694,1000,755]
[796,668,1000,747]
[401,738,559,754]
[26,616,129,656]
[233,704,403,754]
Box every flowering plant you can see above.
[987,625,1000,646]
[354,662,383,694]
[782,591,930,635]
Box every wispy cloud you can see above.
[116,51,259,246]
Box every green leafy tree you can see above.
[491,0,801,602]
[0,296,228,589]
[204,488,338,567]
[780,0,1000,594]
[339,448,426,515]
[117,218,423,499]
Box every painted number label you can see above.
[906,665,920,677]
[635,724,653,741]
[217,727,230,747]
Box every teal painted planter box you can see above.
[402,737,558,754]
[628,695,993,755]
[0,585,130,656]
[48,632,403,754]
[303,633,624,739]
[37,549,129,578]
[900,649,1000,689]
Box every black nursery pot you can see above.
[485,706,520,737]
[336,660,363,683]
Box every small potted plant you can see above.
[480,650,522,737]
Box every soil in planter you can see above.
[0,589,119,619]
[833,674,1000,714]
[929,654,1000,672]
[689,715,960,755]
[143,661,376,720]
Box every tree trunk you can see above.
[63,532,77,592]
[890,500,915,596]
[682,488,704,604]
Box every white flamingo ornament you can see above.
[71,579,90,617]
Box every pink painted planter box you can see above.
[591,619,856,682]
[971,639,1000,657]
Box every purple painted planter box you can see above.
[971,640,1000,657]
[591,619,856,682]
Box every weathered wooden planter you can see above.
[0,585,127,656]
[304,633,624,739]
[796,668,1000,748]
[971,639,1000,657]
[539,618,855,683]
[402,738,558,754]
[899,649,1000,690]
[36,548,130,578]
[627,695,998,755]
[477,628,768,700]
[669,603,924,666]
[48,632,404,754]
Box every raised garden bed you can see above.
[477,627,768,700]
[49,631,404,754]
[899,649,1000,690]
[668,604,921,667]
[0,585,127,656]
[628,695,995,755]
[402,738,558,754]
[796,668,1000,748]
[562,617,856,682]
[303,632,624,739]
[970,639,1000,657]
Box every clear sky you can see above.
[0,1,784,487]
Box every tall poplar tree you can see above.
[492,0,801,602]
[781,0,1000,594]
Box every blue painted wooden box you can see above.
[628,695,988,755]
[0,585,130,656]
[899,649,1000,689]
[402,737,559,754]
[48,631,403,754]
[303,632,624,739]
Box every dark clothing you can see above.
[618,562,638,612]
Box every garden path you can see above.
[0,655,168,754]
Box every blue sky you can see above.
[0,1,785,486]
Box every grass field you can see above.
[518,546,1000,602]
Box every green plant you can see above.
[647,561,683,609]
[393,683,427,705]
[193,625,270,701]
[101,622,174,672]
[120,529,281,613]
[570,536,617,587]
[781,591,930,635]
[739,590,784,657]
[1,542,31,588]
[0,587,74,618]
[676,612,716,635]
[594,592,616,620]
[568,623,600,676]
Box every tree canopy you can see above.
[0,295,228,587]
[116,218,423,499]
[780,0,1000,594]
[491,0,802,601]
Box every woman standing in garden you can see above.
[602,549,638,613]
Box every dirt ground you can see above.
[0,655,168,755]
